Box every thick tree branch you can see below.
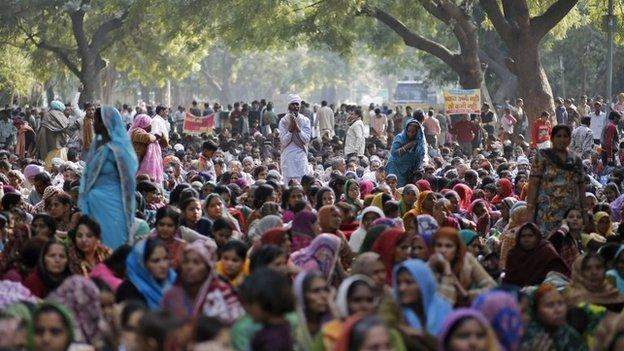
[531,0,579,40]
[69,10,89,60]
[37,41,81,77]
[364,5,459,70]
[478,0,514,43]
[91,13,127,52]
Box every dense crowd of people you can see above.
[2,90,624,351]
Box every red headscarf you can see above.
[453,183,473,212]
[491,178,514,205]
[359,180,375,199]
[416,179,432,192]
[432,227,467,280]
[371,228,407,284]
[261,228,289,246]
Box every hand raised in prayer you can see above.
[404,140,417,150]
[428,253,452,276]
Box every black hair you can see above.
[1,192,22,211]
[581,252,605,271]
[250,245,284,272]
[383,200,399,217]
[169,183,191,206]
[254,184,275,209]
[212,217,234,232]
[315,187,335,210]
[120,300,147,329]
[155,105,167,115]
[20,237,47,269]
[220,240,247,260]
[179,197,201,212]
[31,213,57,238]
[177,188,200,206]
[281,185,303,210]
[347,316,388,351]
[104,244,132,278]
[136,181,158,194]
[143,237,168,264]
[194,316,226,343]
[238,268,294,316]
[33,172,52,186]
[551,124,571,138]
[33,302,74,348]
[202,140,218,152]
[155,205,180,226]
[138,310,181,350]
[69,215,102,244]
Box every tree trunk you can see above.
[510,39,555,130]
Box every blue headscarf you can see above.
[471,290,523,351]
[126,239,176,309]
[386,120,425,186]
[50,100,66,111]
[392,259,452,335]
[79,106,138,237]
[607,245,624,293]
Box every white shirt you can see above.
[589,111,606,139]
[279,113,312,180]
[345,119,365,156]
[317,106,335,136]
[151,114,170,138]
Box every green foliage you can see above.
[0,44,37,96]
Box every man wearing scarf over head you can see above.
[279,94,312,184]
[35,100,76,170]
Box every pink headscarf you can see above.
[127,114,152,136]
[359,180,375,199]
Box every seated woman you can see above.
[504,222,570,287]
[348,206,384,253]
[150,206,187,269]
[429,227,496,305]
[564,253,624,311]
[334,315,396,351]
[178,197,212,237]
[30,302,77,351]
[290,210,322,252]
[371,228,410,285]
[67,215,112,276]
[438,308,500,351]
[116,238,177,310]
[471,291,523,351]
[281,185,306,223]
[593,211,617,242]
[318,205,352,268]
[45,192,80,235]
[24,239,71,298]
[290,234,341,282]
[313,274,406,351]
[294,270,335,350]
[30,213,57,240]
[342,179,363,212]
[161,241,244,324]
[215,240,249,287]
[548,208,585,269]
[521,283,588,351]
[391,259,452,348]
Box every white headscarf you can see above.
[288,94,302,105]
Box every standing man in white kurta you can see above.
[279,94,312,184]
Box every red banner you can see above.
[183,112,214,135]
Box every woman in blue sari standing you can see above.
[79,106,138,249]
[386,119,426,187]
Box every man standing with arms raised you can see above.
[279,94,312,184]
